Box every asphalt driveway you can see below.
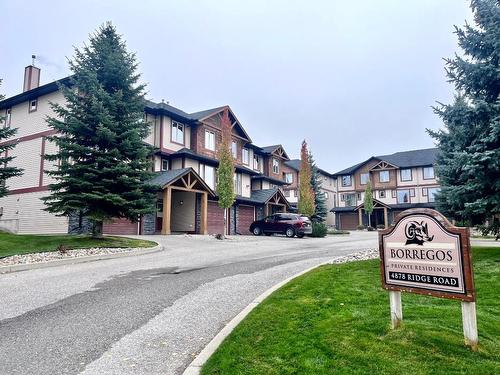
[0,232,377,375]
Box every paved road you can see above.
[0,232,377,375]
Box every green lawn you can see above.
[202,247,500,375]
[0,232,157,258]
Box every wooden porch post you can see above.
[162,186,172,235]
[265,204,269,217]
[384,207,388,229]
[358,208,363,226]
[201,192,208,235]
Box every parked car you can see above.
[249,213,312,238]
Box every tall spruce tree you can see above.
[298,140,315,217]
[308,152,328,223]
[0,80,23,197]
[216,109,236,236]
[428,0,499,236]
[43,23,156,237]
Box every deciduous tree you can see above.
[364,181,374,227]
[298,140,315,217]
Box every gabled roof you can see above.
[260,144,290,160]
[189,106,228,120]
[148,167,215,196]
[285,159,333,177]
[239,188,290,206]
[332,148,439,176]
[251,175,289,186]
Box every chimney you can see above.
[23,55,41,92]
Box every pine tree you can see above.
[298,140,315,217]
[309,152,327,223]
[0,80,23,197]
[216,109,235,236]
[42,23,156,237]
[428,0,499,237]
[364,181,374,227]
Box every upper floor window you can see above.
[242,148,249,165]
[161,159,169,171]
[343,193,356,207]
[272,158,279,174]
[233,173,242,195]
[231,140,237,158]
[4,108,11,126]
[205,130,215,151]
[284,172,293,184]
[253,154,260,170]
[400,168,412,181]
[379,190,386,198]
[29,99,38,113]
[397,189,410,204]
[427,187,440,203]
[379,170,390,183]
[171,121,184,144]
[341,175,352,187]
[423,166,435,180]
[199,164,215,190]
[360,173,369,185]
[284,189,290,197]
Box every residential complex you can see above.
[0,64,440,235]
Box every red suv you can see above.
[249,213,312,238]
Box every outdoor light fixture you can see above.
[180,200,184,205]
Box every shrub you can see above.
[367,226,376,231]
[356,225,365,231]
[311,222,327,237]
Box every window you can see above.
[400,168,412,181]
[360,173,369,185]
[171,121,184,144]
[397,189,410,204]
[284,189,290,197]
[293,189,298,197]
[231,141,237,158]
[161,159,169,171]
[253,154,260,170]
[156,199,164,213]
[284,173,293,183]
[233,173,242,195]
[204,130,215,150]
[242,148,249,165]
[379,170,390,183]
[272,158,279,174]
[344,193,356,207]
[270,183,277,189]
[5,108,11,126]
[379,190,386,198]
[357,193,362,201]
[29,99,38,112]
[341,175,352,187]
[423,166,435,179]
[428,187,440,203]
[324,192,329,199]
[199,164,215,189]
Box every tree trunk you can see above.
[223,208,228,238]
[91,220,103,238]
[367,213,371,228]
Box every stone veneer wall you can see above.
[142,213,156,235]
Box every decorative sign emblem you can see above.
[379,209,475,301]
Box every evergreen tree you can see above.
[309,152,328,223]
[364,181,374,227]
[216,109,235,236]
[428,0,499,237]
[298,140,315,217]
[43,23,156,237]
[0,80,23,197]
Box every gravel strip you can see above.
[0,247,152,266]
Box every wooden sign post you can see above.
[379,208,477,350]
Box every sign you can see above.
[379,208,478,350]
[379,208,475,301]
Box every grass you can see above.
[0,232,157,258]
[202,247,500,375]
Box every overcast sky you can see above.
[0,0,472,173]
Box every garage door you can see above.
[207,201,225,235]
[103,218,138,235]
[237,205,255,235]
[338,212,358,230]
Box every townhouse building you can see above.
[331,148,440,230]
[0,64,291,235]
[282,159,336,226]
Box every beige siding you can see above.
[162,116,191,151]
[144,113,156,146]
[171,159,182,169]
[241,173,251,198]
[184,158,199,170]
[8,138,42,189]
[0,191,68,234]
[8,91,65,139]
[43,139,59,185]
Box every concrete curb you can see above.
[0,244,163,274]
[182,257,341,375]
